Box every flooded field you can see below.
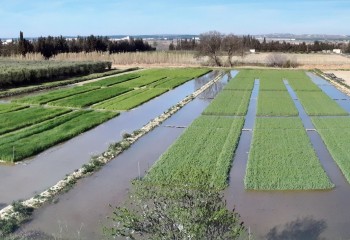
[3,69,350,240]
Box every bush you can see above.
[265,53,298,68]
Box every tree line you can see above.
[170,31,350,54]
[0,32,155,59]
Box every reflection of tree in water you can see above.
[194,71,220,90]
[199,81,225,100]
[266,217,327,240]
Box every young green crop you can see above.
[203,90,251,116]
[286,72,321,91]
[244,117,334,190]
[0,111,118,162]
[94,88,168,111]
[146,116,244,189]
[49,86,131,108]
[312,117,350,184]
[296,91,348,116]
[0,103,28,114]
[0,107,71,135]
[257,91,298,116]
[84,74,140,87]
[14,86,100,105]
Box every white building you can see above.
[333,49,342,54]
[249,49,256,53]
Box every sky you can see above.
[0,0,349,37]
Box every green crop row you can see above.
[203,90,251,116]
[295,91,348,116]
[49,86,131,108]
[84,73,140,87]
[0,103,28,114]
[0,107,71,135]
[286,72,321,91]
[244,117,334,190]
[93,88,168,111]
[14,86,100,105]
[312,117,350,184]
[146,116,244,189]
[257,91,298,116]
[0,110,118,162]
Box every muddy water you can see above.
[17,80,224,239]
[307,72,350,113]
[225,79,350,240]
[0,70,222,208]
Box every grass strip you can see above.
[312,117,350,184]
[296,91,348,116]
[145,115,244,189]
[84,73,140,87]
[0,111,118,162]
[0,107,71,135]
[244,117,333,190]
[203,90,251,116]
[257,91,298,116]
[0,103,28,114]
[49,86,131,108]
[14,86,100,105]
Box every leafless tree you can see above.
[196,31,223,66]
[222,34,241,67]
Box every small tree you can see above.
[105,180,246,240]
[222,34,240,67]
[196,31,223,66]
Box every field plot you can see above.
[245,118,333,190]
[257,91,298,116]
[84,74,140,87]
[286,71,321,91]
[146,115,244,189]
[224,69,256,91]
[93,88,168,111]
[0,107,70,135]
[15,86,100,105]
[312,117,350,183]
[203,90,251,116]
[295,91,348,116]
[48,86,131,108]
[0,103,28,113]
[0,111,117,162]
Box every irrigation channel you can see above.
[12,71,234,239]
[225,75,350,240]
[0,70,232,208]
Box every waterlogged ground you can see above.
[0,70,224,207]
[8,70,350,240]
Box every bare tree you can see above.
[222,34,240,67]
[196,31,223,66]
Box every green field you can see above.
[0,107,71,135]
[295,91,348,116]
[286,72,321,91]
[48,86,131,108]
[0,111,118,162]
[146,116,244,189]
[244,118,333,190]
[312,117,350,184]
[0,103,28,114]
[93,88,169,111]
[85,74,140,87]
[14,86,100,105]
[203,90,251,116]
[257,91,298,116]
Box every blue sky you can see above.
[0,0,349,37]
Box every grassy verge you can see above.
[312,117,350,184]
[145,115,244,189]
[257,90,298,116]
[0,111,118,162]
[244,117,334,190]
[0,107,71,135]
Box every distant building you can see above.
[249,49,256,53]
[2,39,13,45]
[333,49,342,54]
